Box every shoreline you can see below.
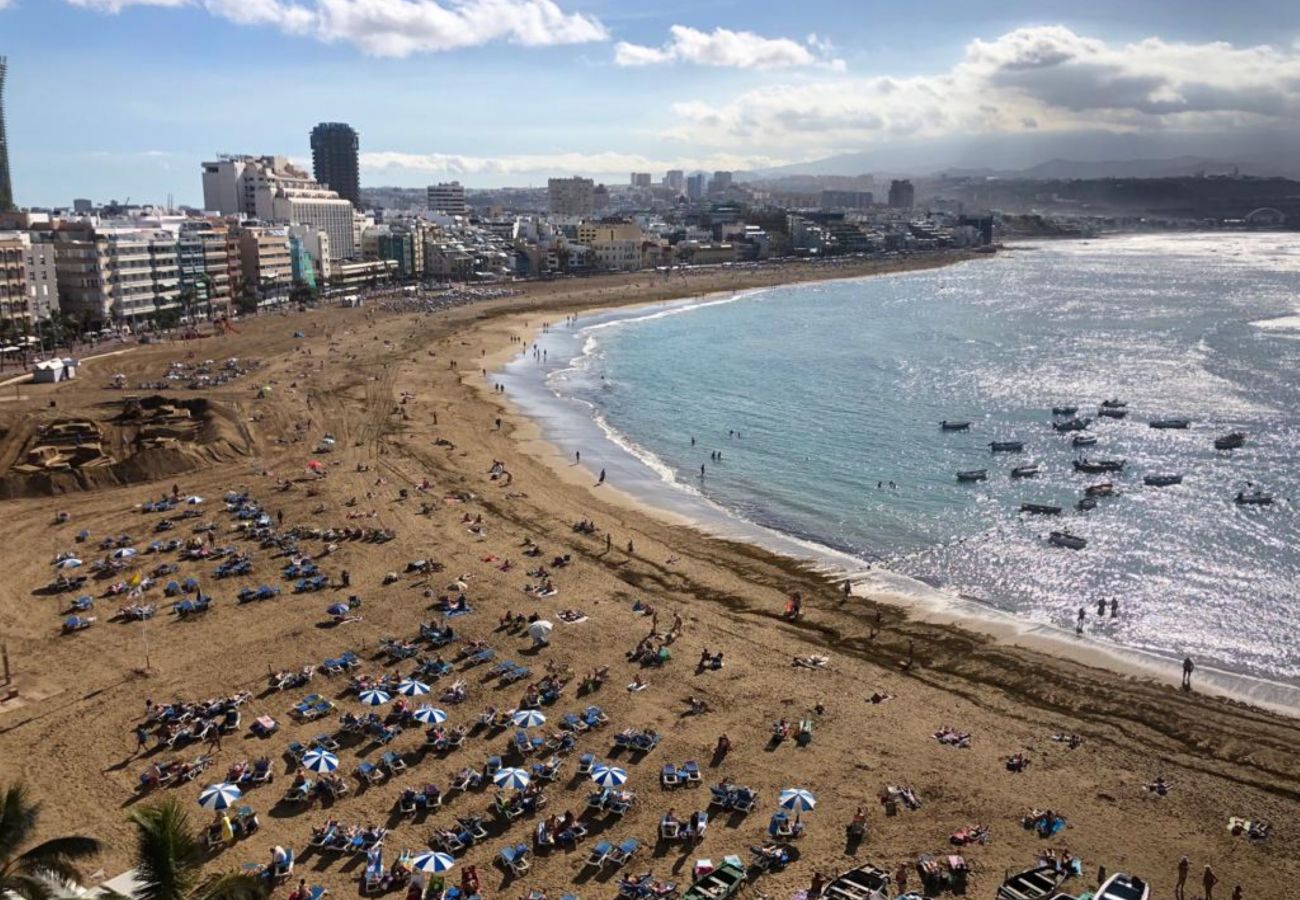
[482,262,1300,717]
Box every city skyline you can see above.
[2,0,1300,206]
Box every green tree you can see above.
[128,797,265,900]
[0,783,102,900]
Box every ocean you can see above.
[500,234,1300,695]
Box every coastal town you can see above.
[2,8,1300,900]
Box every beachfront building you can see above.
[427,182,468,216]
[287,224,331,283]
[577,221,643,272]
[175,219,233,320]
[548,177,595,217]
[50,227,181,327]
[237,224,292,307]
[22,235,59,321]
[0,231,28,329]
[201,155,357,259]
[330,257,397,290]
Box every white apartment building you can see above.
[23,238,59,321]
[52,228,180,325]
[202,155,356,259]
[427,182,468,216]
[577,222,643,272]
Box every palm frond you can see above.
[0,872,56,900]
[0,785,41,862]
[20,836,102,867]
[19,856,88,888]
[128,797,201,900]
[191,872,267,900]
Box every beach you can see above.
[1,252,1297,900]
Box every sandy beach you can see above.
[1,253,1297,900]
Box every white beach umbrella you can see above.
[56,558,83,569]
[412,706,447,724]
[112,548,138,559]
[512,709,546,728]
[778,788,817,813]
[301,748,340,773]
[493,767,532,790]
[397,679,431,697]
[185,496,204,505]
[358,689,392,706]
[527,619,554,641]
[197,782,242,811]
[411,852,456,874]
[590,765,628,788]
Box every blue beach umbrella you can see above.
[493,767,532,790]
[198,782,243,811]
[777,788,817,813]
[327,603,350,617]
[358,688,391,707]
[412,706,447,724]
[397,679,430,697]
[590,765,628,788]
[302,748,340,773]
[511,709,546,728]
[411,852,456,874]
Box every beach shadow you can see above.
[843,828,864,857]
[709,748,728,768]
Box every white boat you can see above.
[996,865,1065,900]
[1097,872,1150,900]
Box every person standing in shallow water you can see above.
[1183,656,1195,691]
[598,468,606,485]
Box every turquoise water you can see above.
[505,235,1300,685]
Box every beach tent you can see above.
[32,358,79,383]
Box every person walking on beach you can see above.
[1076,607,1086,635]
[1097,598,1106,617]
[700,464,705,478]
[1110,597,1118,618]
[1203,864,1218,900]
[1176,856,1189,898]
[1183,656,1195,691]
[575,450,580,464]
[598,468,606,485]
[134,724,150,755]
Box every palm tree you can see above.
[0,783,102,900]
[128,797,265,900]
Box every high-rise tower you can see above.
[309,122,360,209]
[0,57,13,210]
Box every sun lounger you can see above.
[605,838,640,869]
[356,762,385,785]
[681,761,702,784]
[661,764,680,788]
[583,840,612,869]
[380,751,407,775]
[499,843,530,875]
[576,753,595,776]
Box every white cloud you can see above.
[359,149,787,177]
[665,26,1300,156]
[615,25,843,70]
[66,0,607,55]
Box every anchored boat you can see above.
[990,440,1025,452]
[1149,418,1191,429]
[956,469,988,482]
[1214,432,1245,450]
[1235,489,1273,506]
[1049,531,1087,550]
[1074,459,1125,473]
[1011,464,1040,478]
[1072,435,1098,447]
[1052,418,1090,432]
[1021,503,1063,515]
[1051,406,1078,416]
[1143,474,1183,487]
[940,420,972,431]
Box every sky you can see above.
[2,0,1299,206]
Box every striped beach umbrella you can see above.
[197,782,242,811]
[302,748,340,773]
[778,788,817,813]
[493,767,532,790]
[590,765,628,789]
[511,709,546,728]
[411,852,456,874]
[412,706,447,724]
[397,679,431,697]
[358,688,391,706]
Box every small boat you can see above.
[1021,503,1062,515]
[1076,497,1098,511]
[1144,474,1183,487]
[1214,431,1246,450]
[1011,464,1040,478]
[989,441,1025,452]
[1235,489,1273,506]
[996,864,1066,900]
[1097,872,1150,900]
[822,863,892,900]
[940,420,971,431]
[1074,459,1125,473]
[1052,417,1090,433]
[1085,483,1114,497]
[1051,406,1078,416]
[1100,399,1128,409]
[1149,418,1191,429]
[1072,435,1098,447]
[1049,531,1087,550]
[1097,407,1128,419]
[956,469,988,482]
